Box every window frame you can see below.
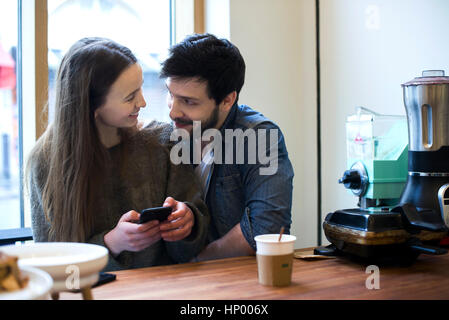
[0,0,204,244]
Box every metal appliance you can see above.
[317,71,449,264]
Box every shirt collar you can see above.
[218,103,238,134]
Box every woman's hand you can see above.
[104,210,161,257]
[160,197,195,242]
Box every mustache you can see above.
[173,118,193,125]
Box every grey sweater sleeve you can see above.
[145,121,210,262]
[87,231,129,271]
[164,161,210,263]
[29,162,50,242]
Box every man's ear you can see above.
[220,91,237,112]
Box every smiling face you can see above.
[94,63,146,130]
[166,77,236,133]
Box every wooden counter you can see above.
[60,248,449,300]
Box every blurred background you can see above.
[0,0,173,230]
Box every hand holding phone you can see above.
[138,206,173,224]
[159,197,195,242]
[104,210,162,257]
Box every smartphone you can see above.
[138,206,172,224]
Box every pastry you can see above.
[0,251,28,292]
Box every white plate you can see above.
[0,266,53,300]
[1,242,108,293]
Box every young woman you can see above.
[27,37,209,271]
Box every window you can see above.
[0,1,20,230]
[0,0,201,242]
[47,0,172,125]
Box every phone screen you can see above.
[138,206,172,224]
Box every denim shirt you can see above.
[206,104,294,250]
[146,104,294,251]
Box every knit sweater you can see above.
[29,125,209,271]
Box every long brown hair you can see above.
[27,37,137,242]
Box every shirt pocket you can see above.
[217,173,243,193]
[213,173,245,233]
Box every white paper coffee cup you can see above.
[254,234,296,286]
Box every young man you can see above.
[158,33,294,261]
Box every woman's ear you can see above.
[220,91,237,112]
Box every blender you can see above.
[317,70,449,263]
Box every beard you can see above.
[201,105,220,131]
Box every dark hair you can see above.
[160,33,245,105]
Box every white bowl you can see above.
[1,242,108,293]
[0,266,53,300]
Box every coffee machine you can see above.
[317,70,449,264]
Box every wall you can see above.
[205,0,230,39]
[320,0,449,243]
[205,0,318,248]
[205,0,449,248]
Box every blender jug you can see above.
[399,70,449,230]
